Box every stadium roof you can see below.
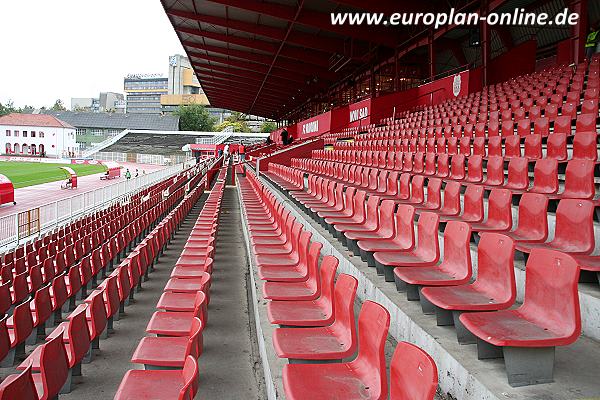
[41,111,180,131]
[161,0,598,121]
[0,113,75,129]
[160,0,505,119]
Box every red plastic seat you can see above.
[394,221,472,302]
[460,249,580,387]
[524,134,542,159]
[546,132,567,161]
[529,159,558,195]
[146,288,207,337]
[483,156,504,187]
[572,132,598,161]
[470,189,513,232]
[0,364,38,400]
[421,233,516,342]
[114,355,198,400]
[163,272,211,294]
[255,230,311,268]
[156,289,207,314]
[345,200,396,257]
[465,155,483,183]
[262,255,338,301]
[503,193,548,243]
[282,301,390,400]
[333,194,380,236]
[390,342,438,400]
[504,135,521,158]
[441,184,484,224]
[132,317,203,369]
[30,328,69,400]
[273,273,357,362]
[374,212,440,282]
[259,241,322,282]
[516,199,594,255]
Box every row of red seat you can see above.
[115,166,227,400]
[266,163,584,387]
[0,165,203,311]
[323,58,599,145]
[270,162,600,275]
[293,154,597,203]
[0,165,211,399]
[239,167,439,400]
[327,130,598,162]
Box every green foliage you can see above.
[260,121,277,133]
[174,104,217,131]
[51,99,67,111]
[215,111,251,132]
[0,100,18,116]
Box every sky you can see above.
[0,0,185,109]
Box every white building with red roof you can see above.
[0,113,77,158]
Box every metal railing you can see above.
[0,160,196,251]
[81,129,130,157]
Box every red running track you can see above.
[0,162,165,218]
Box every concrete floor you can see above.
[0,176,266,399]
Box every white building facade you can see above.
[0,114,78,158]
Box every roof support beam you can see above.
[199,75,290,96]
[189,51,334,82]
[192,62,304,85]
[206,0,399,47]
[167,8,343,54]
[183,41,331,71]
[177,28,327,67]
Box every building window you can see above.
[31,131,36,137]
[14,130,19,137]
[23,131,27,137]
[39,131,44,138]
[5,130,10,137]
[76,128,86,135]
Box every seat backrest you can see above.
[185,317,204,360]
[178,355,200,400]
[415,212,439,258]
[0,315,10,362]
[520,249,581,341]
[12,300,34,344]
[39,327,69,400]
[514,193,549,240]
[572,132,598,161]
[484,156,504,185]
[0,364,38,400]
[306,241,325,292]
[473,233,516,307]
[349,301,390,400]
[390,342,438,400]
[563,160,595,198]
[552,199,595,253]
[68,304,91,367]
[86,289,107,340]
[466,155,483,182]
[487,189,512,226]
[330,272,357,351]
[504,135,521,157]
[440,222,472,278]
[395,204,415,249]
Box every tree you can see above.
[175,104,217,131]
[260,121,277,133]
[51,99,66,111]
[0,100,18,116]
[215,111,251,132]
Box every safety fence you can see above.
[0,158,204,251]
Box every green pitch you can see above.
[0,161,107,189]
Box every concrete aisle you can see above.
[196,185,265,400]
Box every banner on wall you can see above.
[297,111,331,139]
[347,98,371,128]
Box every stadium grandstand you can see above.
[0,0,599,399]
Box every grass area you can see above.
[0,161,107,189]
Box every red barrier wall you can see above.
[257,139,324,171]
[371,70,471,122]
[296,112,331,140]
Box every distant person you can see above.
[135,169,139,178]
[239,143,246,162]
[224,144,230,159]
[217,148,223,157]
[281,129,289,145]
[265,137,273,145]
[288,135,294,145]
[125,169,131,180]
[586,23,599,59]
